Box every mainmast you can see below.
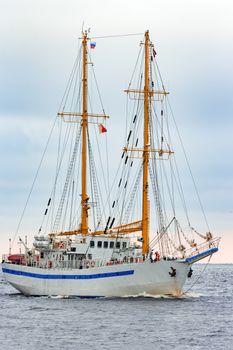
[81,31,89,235]
[124,31,151,254]
[142,30,150,255]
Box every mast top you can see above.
[80,28,91,40]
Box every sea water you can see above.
[0,264,232,350]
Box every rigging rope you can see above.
[123,165,143,224]
[181,255,213,296]
[44,121,81,233]
[167,99,211,232]
[52,126,82,232]
[91,33,144,39]
[12,116,58,247]
[191,226,208,240]
[59,46,82,111]
[87,131,103,230]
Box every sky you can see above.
[0,0,232,263]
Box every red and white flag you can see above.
[98,124,107,134]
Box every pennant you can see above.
[98,124,107,134]
[90,41,96,49]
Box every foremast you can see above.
[49,30,110,238]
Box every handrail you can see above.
[184,237,220,258]
[2,237,220,269]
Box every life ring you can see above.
[91,260,95,268]
[86,260,90,268]
[48,261,52,268]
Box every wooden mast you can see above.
[81,31,89,235]
[142,30,150,255]
[123,31,173,252]
[52,30,110,237]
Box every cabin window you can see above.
[122,242,127,249]
[104,241,108,249]
[97,241,102,248]
[110,241,114,249]
[71,247,76,252]
[90,241,95,248]
[116,241,121,249]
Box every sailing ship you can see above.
[2,30,220,297]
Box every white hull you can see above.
[2,261,190,297]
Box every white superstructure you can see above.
[2,234,219,296]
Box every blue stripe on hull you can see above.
[185,247,218,263]
[2,267,134,280]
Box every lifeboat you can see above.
[8,254,25,264]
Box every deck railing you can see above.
[184,237,220,259]
[1,255,144,270]
[2,238,220,270]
